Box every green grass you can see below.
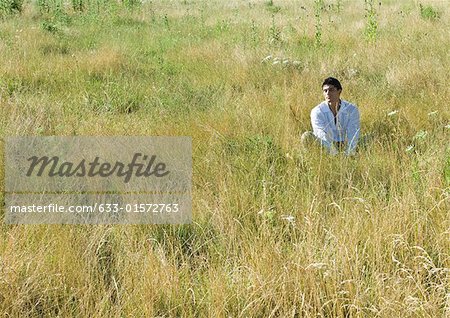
[419,3,440,20]
[0,0,449,317]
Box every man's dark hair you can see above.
[322,77,342,91]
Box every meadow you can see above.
[0,0,449,316]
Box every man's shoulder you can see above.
[311,101,327,115]
[341,100,359,111]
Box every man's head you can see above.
[322,77,342,106]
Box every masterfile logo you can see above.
[26,153,170,183]
[4,136,192,224]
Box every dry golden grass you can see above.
[0,0,449,317]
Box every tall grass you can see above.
[0,0,449,316]
[364,0,378,41]
[0,0,23,15]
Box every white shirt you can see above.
[311,100,360,155]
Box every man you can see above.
[301,77,360,155]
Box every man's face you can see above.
[322,84,341,105]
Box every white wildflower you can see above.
[261,55,272,63]
[281,215,295,224]
[387,110,399,117]
[427,111,438,116]
[413,130,428,140]
[347,68,358,77]
[406,145,415,153]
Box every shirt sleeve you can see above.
[345,107,360,155]
[311,108,338,155]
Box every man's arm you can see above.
[311,109,338,155]
[345,107,360,155]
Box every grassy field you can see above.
[0,0,449,316]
